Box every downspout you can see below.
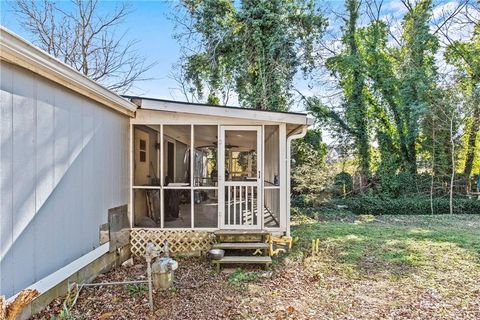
[286,125,308,237]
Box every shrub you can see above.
[291,194,328,208]
[333,195,480,215]
[333,172,353,197]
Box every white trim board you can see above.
[137,98,313,125]
[6,243,109,303]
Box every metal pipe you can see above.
[286,126,308,237]
[83,280,148,287]
[147,260,153,311]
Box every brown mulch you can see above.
[32,252,480,320]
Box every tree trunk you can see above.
[430,123,435,215]
[463,107,480,177]
[449,112,455,215]
[407,141,417,174]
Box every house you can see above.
[0,26,310,309]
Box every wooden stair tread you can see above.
[214,229,270,236]
[212,242,269,250]
[214,256,272,264]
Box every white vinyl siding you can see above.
[0,61,130,298]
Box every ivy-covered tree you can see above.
[359,20,406,173]
[445,18,480,177]
[174,0,327,111]
[309,0,440,176]
[398,0,440,174]
[308,0,372,176]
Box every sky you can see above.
[1,0,182,99]
[0,0,467,112]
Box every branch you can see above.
[296,89,357,136]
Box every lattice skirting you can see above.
[130,229,215,257]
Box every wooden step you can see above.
[214,230,271,244]
[214,229,270,236]
[212,242,269,250]
[211,255,272,272]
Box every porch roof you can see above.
[124,96,314,126]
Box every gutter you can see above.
[285,125,308,237]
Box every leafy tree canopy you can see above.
[175,0,327,111]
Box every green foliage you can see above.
[176,0,479,194]
[445,21,480,94]
[311,0,371,175]
[125,284,147,297]
[333,172,353,197]
[228,268,259,286]
[334,195,480,215]
[309,0,446,177]
[420,88,462,177]
[292,128,326,166]
[376,172,431,197]
[176,0,327,110]
[291,193,327,208]
[291,129,331,198]
[50,310,75,320]
[446,21,480,177]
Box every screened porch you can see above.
[128,97,311,233]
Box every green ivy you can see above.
[334,195,480,215]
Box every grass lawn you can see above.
[289,212,480,319]
[34,213,480,319]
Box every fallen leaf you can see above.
[99,311,113,320]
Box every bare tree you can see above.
[168,61,200,103]
[12,0,155,93]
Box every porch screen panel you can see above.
[264,125,280,227]
[193,125,218,187]
[132,125,161,228]
[133,125,160,186]
[133,188,160,227]
[163,188,191,228]
[264,188,280,227]
[193,125,219,228]
[193,189,218,228]
[264,125,279,186]
[163,125,191,186]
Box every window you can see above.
[139,139,146,162]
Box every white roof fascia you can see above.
[139,98,312,125]
[0,27,137,117]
